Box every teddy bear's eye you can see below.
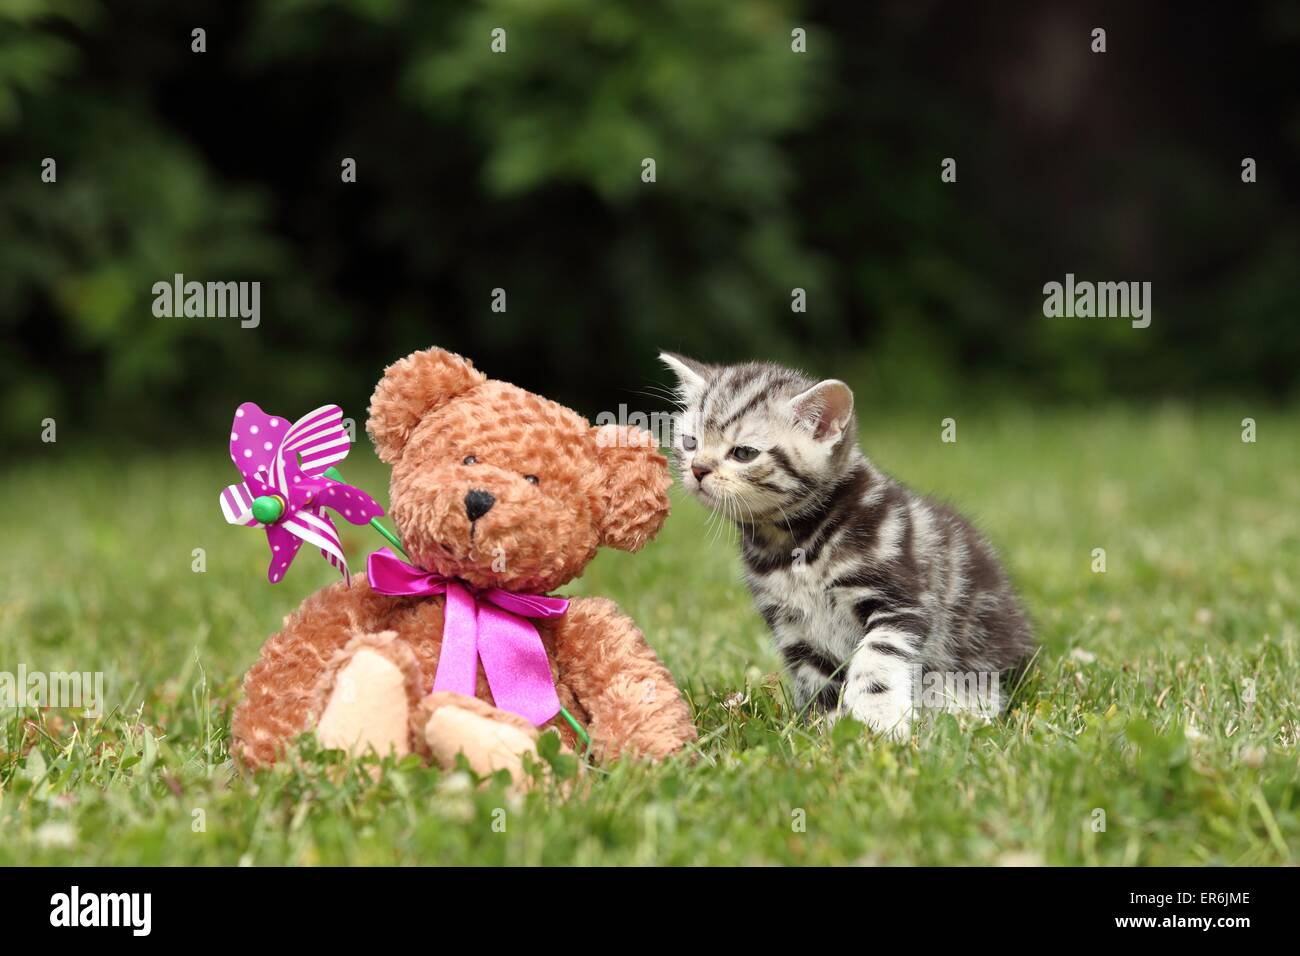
[524,474,540,485]
[463,455,477,465]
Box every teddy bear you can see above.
[230,347,697,779]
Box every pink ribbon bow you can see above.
[365,547,568,726]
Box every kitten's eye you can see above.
[463,455,477,465]
[523,474,539,485]
[729,446,760,462]
[681,434,698,452]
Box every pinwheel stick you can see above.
[322,466,408,558]
[315,468,590,750]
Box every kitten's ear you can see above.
[790,380,855,444]
[658,352,713,406]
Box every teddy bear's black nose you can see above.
[464,489,496,522]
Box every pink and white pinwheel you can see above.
[219,403,383,584]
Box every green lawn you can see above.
[2,407,1298,865]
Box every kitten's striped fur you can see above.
[661,353,1034,739]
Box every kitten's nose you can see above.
[464,489,495,521]
[691,464,712,483]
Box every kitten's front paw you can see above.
[841,687,914,741]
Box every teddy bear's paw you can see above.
[420,692,543,789]
[315,647,413,758]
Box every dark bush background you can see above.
[2,0,1297,452]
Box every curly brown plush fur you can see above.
[230,347,696,777]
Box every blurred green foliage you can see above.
[1,1,1298,452]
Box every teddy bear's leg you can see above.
[314,632,426,758]
[414,692,553,784]
[231,580,399,769]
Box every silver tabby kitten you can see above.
[660,353,1034,739]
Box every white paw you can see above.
[844,686,914,741]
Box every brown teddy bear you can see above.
[230,347,696,778]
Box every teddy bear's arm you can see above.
[551,597,696,761]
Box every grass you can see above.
[1,406,1298,865]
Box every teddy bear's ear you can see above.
[367,348,486,463]
[592,424,672,552]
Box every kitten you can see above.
[660,353,1034,739]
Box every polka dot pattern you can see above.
[264,523,303,582]
[229,402,281,485]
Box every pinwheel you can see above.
[219,403,384,584]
